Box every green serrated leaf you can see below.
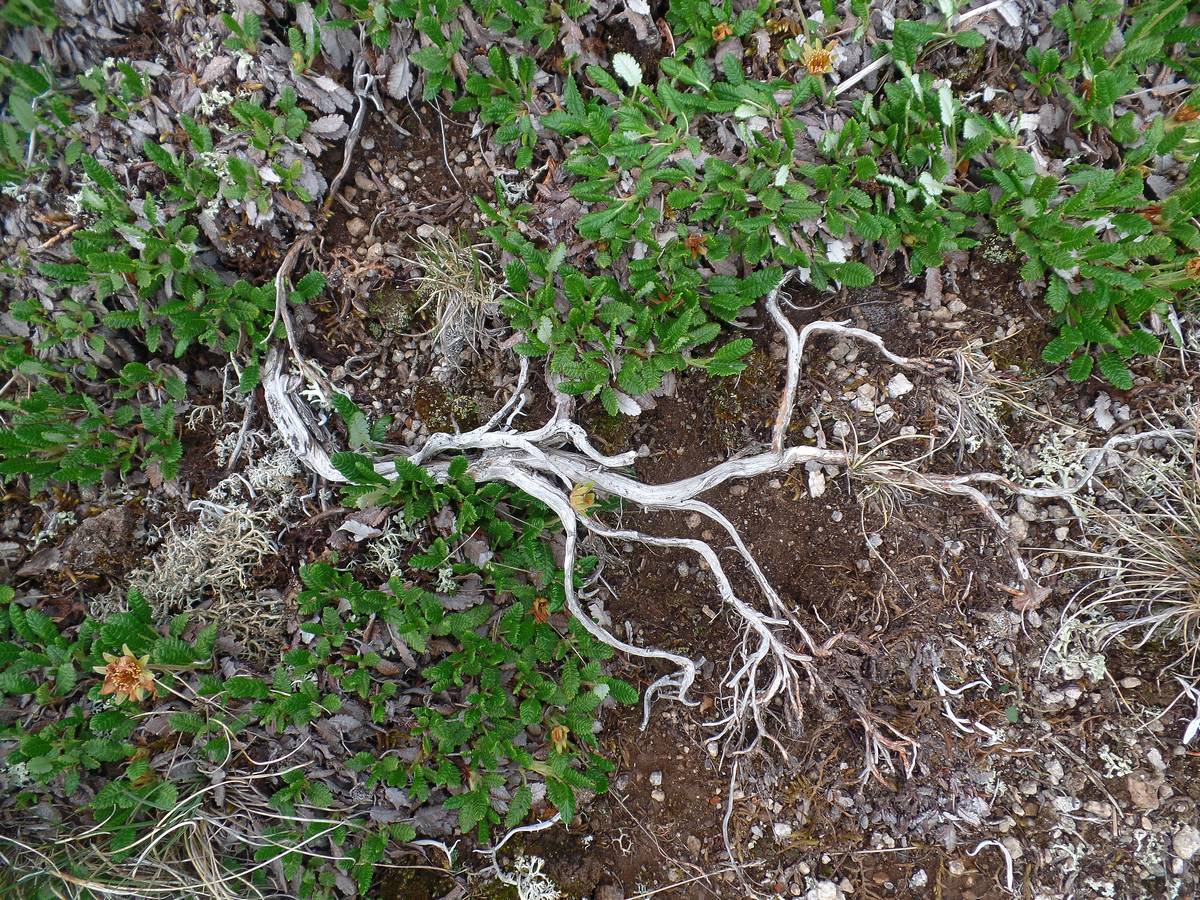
[1097,352,1133,390]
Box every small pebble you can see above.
[808,469,826,499]
[887,372,914,398]
[1174,825,1200,861]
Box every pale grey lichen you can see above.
[31,511,77,549]
[495,856,562,900]
[366,513,417,578]
[1097,744,1136,779]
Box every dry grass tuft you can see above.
[1065,427,1200,670]
[401,226,502,365]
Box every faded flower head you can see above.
[569,482,597,517]
[1186,256,1200,279]
[93,645,157,704]
[711,22,733,42]
[549,724,570,754]
[800,40,838,77]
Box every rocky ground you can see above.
[1,2,1199,899]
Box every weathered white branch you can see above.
[262,259,1115,758]
[261,347,343,483]
[764,273,927,452]
[475,462,700,726]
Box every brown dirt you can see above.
[511,707,730,898]
[176,412,226,499]
[599,19,664,82]
[303,98,504,433]
[324,102,491,251]
[515,302,1021,897]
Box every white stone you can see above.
[805,882,843,900]
[1173,825,1200,861]
[808,469,826,499]
[773,822,793,839]
[1147,747,1166,772]
[1046,759,1064,784]
[1008,513,1029,542]
[1001,835,1024,860]
[886,372,914,398]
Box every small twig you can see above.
[835,0,1013,97]
[322,59,373,216]
[627,863,758,899]
[431,98,465,193]
[967,839,1016,894]
[478,813,562,866]
[225,390,257,471]
[36,221,80,252]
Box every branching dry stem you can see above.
[257,264,1199,883]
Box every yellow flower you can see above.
[93,644,157,704]
[800,40,838,77]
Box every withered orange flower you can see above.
[684,232,708,260]
[1186,256,1200,279]
[1137,204,1164,225]
[1174,105,1200,123]
[532,596,550,624]
[711,22,733,42]
[800,40,837,77]
[93,644,157,704]
[569,482,596,516]
[549,724,570,753]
